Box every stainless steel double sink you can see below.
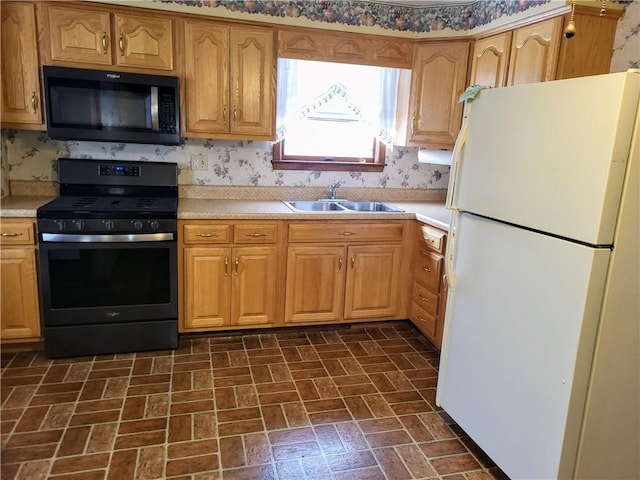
[282,200,404,213]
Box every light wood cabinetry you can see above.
[285,221,405,324]
[0,219,41,342]
[470,7,622,88]
[278,27,413,68]
[402,41,470,148]
[469,32,512,88]
[410,222,447,347]
[41,3,175,72]
[180,221,283,332]
[183,19,276,139]
[1,2,44,129]
[507,17,563,86]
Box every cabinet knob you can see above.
[350,255,355,270]
[31,92,37,113]
[119,33,125,54]
[234,257,239,276]
[418,294,429,303]
[421,265,431,273]
[338,256,343,271]
[101,32,108,53]
[224,256,229,276]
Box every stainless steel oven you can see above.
[37,159,179,358]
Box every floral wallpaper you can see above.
[154,0,553,33]
[1,130,450,190]
[611,0,640,71]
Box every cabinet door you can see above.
[469,32,512,88]
[230,26,276,137]
[409,41,469,147]
[1,3,43,126]
[47,4,112,65]
[114,13,174,70]
[184,21,229,135]
[232,246,277,326]
[344,245,402,320]
[1,248,40,340]
[507,17,562,86]
[183,247,231,329]
[285,246,345,323]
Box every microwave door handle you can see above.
[151,86,159,132]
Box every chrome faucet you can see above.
[328,182,339,200]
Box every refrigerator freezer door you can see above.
[437,213,611,479]
[452,71,639,245]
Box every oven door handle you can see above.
[41,233,174,242]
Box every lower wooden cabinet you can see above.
[284,221,406,325]
[410,222,447,347]
[180,221,283,332]
[0,220,41,342]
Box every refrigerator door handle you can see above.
[446,103,469,211]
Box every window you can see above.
[273,59,402,172]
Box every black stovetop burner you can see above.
[37,158,178,234]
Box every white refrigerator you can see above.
[436,70,639,480]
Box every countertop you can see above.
[1,196,450,231]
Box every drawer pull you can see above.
[119,33,125,54]
[31,92,37,112]
[424,236,435,243]
[1,232,23,237]
[196,233,219,238]
[421,265,432,273]
[234,257,239,276]
[339,232,354,236]
[245,233,267,238]
[101,32,107,53]
[224,256,229,276]
[418,294,429,303]
[351,255,355,270]
[338,256,343,271]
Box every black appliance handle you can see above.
[41,233,174,243]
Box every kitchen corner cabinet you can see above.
[41,3,175,72]
[183,19,276,139]
[0,219,41,342]
[470,7,621,88]
[285,221,405,324]
[1,2,44,129]
[180,221,282,332]
[410,223,447,348]
[403,41,470,148]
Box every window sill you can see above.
[272,160,386,172]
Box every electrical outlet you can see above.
[190,154,208,171]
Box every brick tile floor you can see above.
[0,322,508,479]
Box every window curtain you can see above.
[276,58,399,144]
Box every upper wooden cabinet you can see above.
[404,41,470,148]
[471,6,621,88]
[41,3,175,72]
[469,32,512,88]
[507,17,562,86]
[184,19,276,139]
[1,2,44,129]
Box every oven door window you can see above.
[46,244,171,309]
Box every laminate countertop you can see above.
[0,197,451,231]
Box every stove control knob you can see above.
[103,220,115,231]
[74,220,85,231]
[55,220,67,232]
[132,220,144,230]
[149,220,160,231]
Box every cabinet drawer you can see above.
[412,283,438,317]
[411,302,437,338]
[415,249,442,291]
[183,224,231,244]
[0,223,35,245]
[418,224,446,254]
[234,224,278,244]
[288,222,403,243]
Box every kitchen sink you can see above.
[339,201,404,212]
[283,200,349,212]
[282,200,404,213]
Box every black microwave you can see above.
[42,66,180,145]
